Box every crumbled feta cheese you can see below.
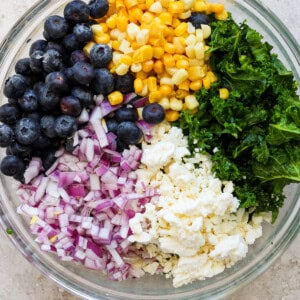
[129,124,267,287]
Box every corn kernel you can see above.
[128,7,143,23]
[94,33,110,44]
[116,63,130,75]
[185,45,196,58]
[163,54,175,67]
[165,67,178,76]
[141,12,155,24]
[179,11,191,19]
[124,0,138,8]
[159,12,173,25]
[142,60,154,73]
[215,10,228,21]
[159,84,172,96]
[185,34,197,46]
[149,1,163,13]
[91,24,104,36]
[106,15,117,29]
[174,22,188,37]
[178,79,190,91]
[176,59,189,69]
[185,94,199,110]
[194,1,208,12]
[219,88,230,100]
[140,81,148,96]
[136,29,150,45]
[30,215,38,225]
[164,43,176,54]
[173,37,186,54]
[190,79,202,91]
[134,78,144,94]
[136,70,148,79]
[111,40,121,50]
[209,3,225,14]
[131,63,143,72]
[146,0,155,9]
[117,15,128,32]
[132,45,153,63]
[165,110,179,122]
[108,91,124,105]
[201,24,212,39]
[50,235,58,243]
[202,76,211,89]
[119,55,133,65]
[168,2,185,14]
[172,18,181,28]
[170,97,183,111]
[194,42,205,60]
[172,69,188,85]
[160,77,174,85]
[153,60,164,74]
[188,66,203,81]
[149,90,162,103]
[83,41,96,57]
[207,71,218,83]
[153,47,164,59]
[176,88,189,98]
[158,97,170,110]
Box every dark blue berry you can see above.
[117,121,142,145]
[46,41,65,55]
[63,67,76,83]
[62,33,83,52]
[64,1,90,25]
[0,155,25,177]
[70,50,89,65]
[4,74,27,99]
[116,139,129,152]
[15,118,41,145]
[23,112,41,121]
[71,86,93,107]
[54,115,77,138]
[41,149,57,170]
[40,115,57,138]
[65,137,76,153]
[15,58,32,76]
[187,12,210,28]
[88,0,109,18]
[18,89,39,112]
[115,107,138,122]
[73,23,93,43]
[45,71,69,93]
[6,142,32,158]
[60,96,82,117]
[38,84,61,111]
[90,44,112,68]
[44,15,69,40]
[72,61,94,85]
[29,40,48,56]
[142,103,165,124]
[30,50,45,74]
[32,135,52,149]
[0,104,21,125]
[7,98,18,105]
[91,68,114,95]
[114,73,135,94]
[0,124,14,147]
[106,118,119,134]
[42,49,64,73]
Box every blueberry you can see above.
[65,137,76,153]
[114,73,135,94]
[70,50,89,65]
[64,0,90,24]
[4,74,27,99]
[64,67,76,83]
[91,68,114,95]
[32,134,52,149]
[71,86,93,107]
[73,23,93,43]
[42,49,64,73]
[142,103,165,124]
[115,107,138,122]
[41,149,57,170]
[29,39,48,56]
[18,89,39,112]
[23,74,42,87]
[117,121,142,145]
[90,44,112,68]
[46,41,65,55]
[38,84,61,111]
[44,15,69,40]
[106,118,119,134]
[60,96,82,117]
[15,58,32,76]
[0,104,21,125]
[88,0,109,18]
[0,155,25,177]
[72,61,94,85]
[45,71,69,93]
[30,50,44,74]
[7,98,18,105]
[15,118,41,145]
[54,115,77,138]
[62,33,83,52]
[187,12,210,28]
[7,142,32,158]
[40,115,57,138]
[23,111,41,121]
[0,124,14,147]
[33,81,45,95]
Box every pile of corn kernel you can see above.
[84,0,228,122]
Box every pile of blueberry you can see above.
[0,0,115,181]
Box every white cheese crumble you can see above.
[129,123,270,287]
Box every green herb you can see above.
[175,14,300,222]
[6,228,13,235]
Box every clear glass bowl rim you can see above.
[0,0,299,299]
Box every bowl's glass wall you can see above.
[0,0,299,299]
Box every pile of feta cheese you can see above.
[128,123,271,287]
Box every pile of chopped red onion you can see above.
[16,101,159,280]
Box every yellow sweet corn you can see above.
[190,80,202,91]
[147,76,157,92]
[219,88,230,100]
[185,94,199,110]
[165,110,179,122]
[83,41,96,57]
[170,97,183,111]
[108,91,124,105]
[168,2,185,14]
[134,78,144,94]
[149,90,162,103]
[132,45,153,63]
[158,97,170,110]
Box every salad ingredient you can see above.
[0,103,21,125]
[44,15,69,40]
[3,74,27,99]
[60,96,82,117]
[40,115,57,138]
[71,61,95,85]
[54,115,77,138]
[187,12,210,28]
[15,118,40,145]
[142,103,165,124]
[114,73,135,94]
[176,14,300,221]
[0,124,14,147]
[0,155,25,177]
[73,24,94,43]
[90,44,113,67]
[117,121,143,145]
[88,0,109,19]
[71,86,94,108]
[45,71,69,93]
[64,0,91,25]
[15,58,32,76]
[18,90,39,112]
[91,68,114,95]
[115,107,138,123]
[129,123,269,287]
[42,49,64,73]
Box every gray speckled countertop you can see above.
[0,1,299,299]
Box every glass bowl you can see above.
[0,0,299,299]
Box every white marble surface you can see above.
[0,1,299,299]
